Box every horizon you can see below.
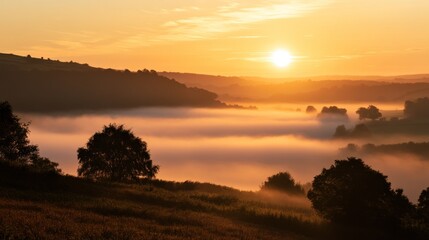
[2,1,429,238]
[3,52,429,81]
[2,1,429,77]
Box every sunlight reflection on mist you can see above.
[21,104,429,202]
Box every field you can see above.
[0,165,328,240]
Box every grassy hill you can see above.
[0,53,226,113]
[2,163,419,240]
[0,164,325,240]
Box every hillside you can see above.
[0,164,327,240]
[160,72,429,103]
[0,53,226,113]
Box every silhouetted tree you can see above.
[351,123,372,138]
[77,124,159,182]
[306,105,317,113]
[0,101,60,173]
[307,157,413,228]
[333,124,371,139]
[333,125,348,138]
[261,172,305,195]
[419,187,429,221]
[404,97,429,119]
[356,105,382,120]
[339,143,359,155]
[318,106,348,121]
[320,106,347,116]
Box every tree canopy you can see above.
[260,172,305,195]
[404,97,429,119]
[0,101,60,173]
[77,124,159,182]
[419,187,429,220]
[307,157,412,228]
[317,106,348,121]
[305,105,317,113]
[333,124,371,139]
[356,105,382,120]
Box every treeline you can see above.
[0,53,225,113]
[340,142,429,159]
[160,71,429,103]
[333,98,429,138]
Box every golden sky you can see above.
[1,0,429,77]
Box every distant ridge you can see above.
[160,71,429,103]
[0,53,226,113]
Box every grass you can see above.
[0,164,326,240]
[2,163,424,239]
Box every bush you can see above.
[261,172,305,195]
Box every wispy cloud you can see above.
[159,0,333,41]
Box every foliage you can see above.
[404,97,429,119]
[305,105,317,113]
[0,53,226,113]
[340,142,429,159]
[0,101,60,173]
[77,124,159,182]
[307,157,413,229]
[419,188,429,219]
[0,164,321,240]
[333,124,371,139]
[319,106,347,116]
[261,172,305,195]
[356,105,382,120]
[318,106,348,121]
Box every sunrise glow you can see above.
[270,49,293,68]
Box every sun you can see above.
[270,49,293,68]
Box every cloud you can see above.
[159,0,333,41]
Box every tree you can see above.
[333,125,348,138]
[419,187,429,220]
[318,106,348,121]
[261,172,305,195]
[77,124,159,182]
[306,105,317,113]
[320,106,347,115]
[307,157,413,227]
[333,124,371,139]
[0,101,60,172]
[356,105,382,120]
[404,97,429,119]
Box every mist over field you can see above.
[22,103,429,202]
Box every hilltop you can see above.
[0,53,226,113]
[160,72,429,103]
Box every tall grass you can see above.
[0,164,326,240]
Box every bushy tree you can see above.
[77,124,159,182]
[419,187,429,220]
[356,105,382,120]
[0,101,60,173]
[320,106,347,116]
[333,124,371,139]
[307,157,413,228]
[318,106,348,121]
[404,97,429,119]
[306,105,317,113]
[261,172,305,195]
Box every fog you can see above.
[21,104,429,202]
